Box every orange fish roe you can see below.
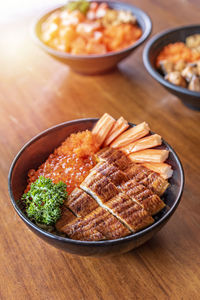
[103,24,142,52]
[55,130,99,156]
[26,130,99,194]
[156,42,200,67]
[41,3,142,55]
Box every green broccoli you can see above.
[22,176,67,225]
[66,0,90,15]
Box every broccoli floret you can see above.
[22,176,67,225]
[66,0,90,15]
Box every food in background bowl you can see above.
[40,0,142,55]
[20,113,175,241]
[156,34,200,92]
[34,1,152,74]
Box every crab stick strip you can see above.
[92,113,116,147]
[128,149,169,163]
[142,162,173,179]
[110,122,150,148]
[120,134,162,154]
[103,117,129,147]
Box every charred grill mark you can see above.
[95,181,119,202]
[121,181,146,195]
[112,155,132,171]
[109,170,128,185]
[105,193,154,232]
[93,162,128,186]
[121,180,165,215]
[94,209,131,239]
[55,206,77,232]
[96,147,116,161]
[135,188,154,201]
[81,172,119,203]
[106,151,125,164]
[126,164,151,180]
[125,164,169,196]
[94,161,118,176]
[60,211,106,241]
[62,206,130,240]
[140,172,169,196]
[96,148,132,169]
[71,227,105,241]
[97,149,132,171]
[66,188,99,217]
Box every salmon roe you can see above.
[156,42,200,67]
[41,3,142,55]
[26,130,99,194]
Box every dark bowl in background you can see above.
[143,25,200,110]
[33,1,152,75]
[8,119,184,257]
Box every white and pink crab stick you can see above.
[142,162,173,179]
[103,116,129,147]
[128,149,169,163]
[120,134,162,154]
[92,113,115,147]
[110,121,150,148]
[92,113,173,178]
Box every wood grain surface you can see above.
[0,0,200,299]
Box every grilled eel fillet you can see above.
[60,187,130,239]
[56,148,167,240]
[121,180,165,215]
[61,206,131,240]
[80,171,154,232]
[56,206,106,241]
[65,187,99,217]
[92,161,165,215]
[56,206,76,231]
[57,189,130,240]
[96,148,169,196]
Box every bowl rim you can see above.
[8,118,184,246]
[143,24,200,98]
[32,0,152,60]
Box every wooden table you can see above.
[1,0,200,299]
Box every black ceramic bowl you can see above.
[8,119,184,257]
[33,1,152,75]
[143,25,200,110]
